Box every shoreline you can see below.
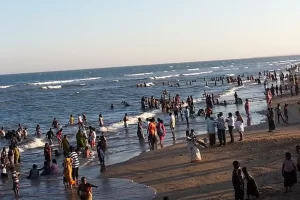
[104,95,300,199]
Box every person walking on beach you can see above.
[147,118,158,150]
[217,112,226,146]
[279,85,283,97]
[235,111,244,141]
[97,136,107,172]
[275,103,284,124]
[77,177,98,200]
[184,106,190,126]
[242,167,259,199]
[232,161,244,200]
[283,104,289,124]
[226,113,235,143]
[267,108,276,132]
[244,99,250,117]
[296,145,300,172]
[157,119,166,148]
[207,116,216,147]
[169,113,176,139]
[282,152,297,194]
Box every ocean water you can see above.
[0,55,300,199]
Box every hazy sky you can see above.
[1,0,300,74]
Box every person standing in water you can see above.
[184,106,190,126]
[244,99,250,117]
[46,128,55,145]
[77,177,98,200]
[137,118,145,140]
[283,104,289,124]
[11,167,20,197]
[98,114,104,127]
[69,115,74,125]
[123,113,129,128]
[169,113,176,139]
[62,135,70,157]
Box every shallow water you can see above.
[0,55,300,199]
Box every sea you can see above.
[0,55,300,199]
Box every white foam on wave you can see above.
[112,80,119,82]
[244,67,249,69]
[226,74,235,76]
[108,110,160,132]
[30,77,101,86]
[169,66,173,68]
[42,85,62,90]
[220,85,245,98]
[18,138,45,152]
[187,68,199,71]
[124,72,153,77]
[182,71,213,76]
[223,69,231,71]
[150,74,180,79]
[0,85,14,89]
[163,71,169,73]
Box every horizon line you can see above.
[1,53,300,76]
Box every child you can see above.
[242,167,259,199]
[282,152,297,193]
[11,167,20,197]
[0,164,8,178]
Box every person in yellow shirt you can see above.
[69,115,74,125]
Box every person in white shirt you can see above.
[169,113,176,138]
[226,112,235,143]
[78,115,83,128]
[0,127,5,138]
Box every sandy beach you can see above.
[104,95,300,200]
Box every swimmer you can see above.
[123,113,129,128]
[110,104,114,109]
[11,167,20,197]
[69,115,74,125]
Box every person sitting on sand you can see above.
[282,152,297,194]
[232,161,244,200]
[242,167,259,199]
[186,130,202,162]
[27,164,40,179]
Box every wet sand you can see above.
[104,95,300,200]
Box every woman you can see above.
[35,125,42,136]
[98,114,104,127]
[44,143,51,162]
[137,118,145,140]
[56,128,63,146]
[13,147,20,165]
[267,108,276,132]
[0,147,7,165]
[8,145,14,167]
[282,152,297,193]
[77,177,98,200]
[63,156,76,189]
[242,167,259,199]
[234,111,244,141]
[50,159,59,175]
[232,161,244,200]
[97,136,107,172]
[186,130,201,162]
[157,119,166,148]
[83,146,92,158]
[62,135,70,157]
[147,118,157,150]
[76,129,85,148]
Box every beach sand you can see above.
[104,95,300,200]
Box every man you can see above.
[244,99,250,117]
[77,177,98,200]
[46,128,55,145]
[169,113,176,139]
[217,112,226,146]
[184,106,190,126]
[206,116,216,147]
[147,118,157,150]
[123,113,128,128]
[69,146,80,184]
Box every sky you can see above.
[0,0,300,74]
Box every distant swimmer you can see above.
[110,104,114,109]
[123,113,129,128]
[121,101,130,107]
